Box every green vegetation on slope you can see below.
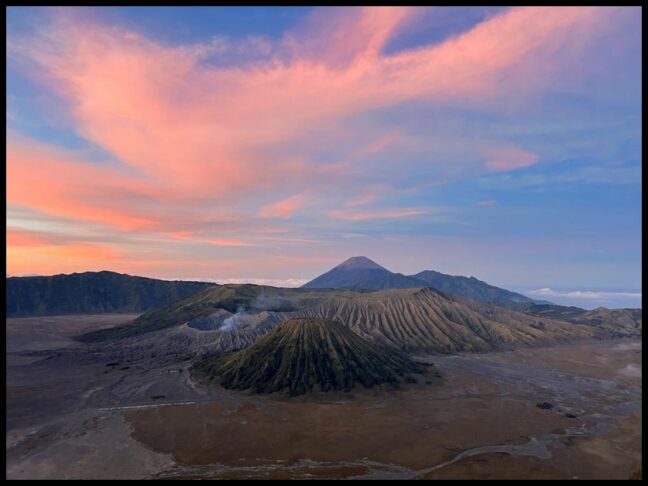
[192,318,427,396]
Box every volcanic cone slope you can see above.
[192,318,426,396]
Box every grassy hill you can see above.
[191,318,427,396]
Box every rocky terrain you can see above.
[77,284,329,343]
[6,258,642,480]
[76,284,641,361]
[6,313,641,480]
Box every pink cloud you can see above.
[484,146,540,171]
[326,208,429,221]
[6,6,632,277]
[10,6,607,202]
[345,191,381,208]
[204,238,254,247]
[258,195,306,218]
[166,231,254,247]
[286,7,415,66]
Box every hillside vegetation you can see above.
[192,318,427,396]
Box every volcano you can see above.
[191,317,427,396]
[303,256,537,305]
[302,256,427,290]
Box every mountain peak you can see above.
[333,256,387,271]
[302,256,425,290]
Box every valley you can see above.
[6,4,641,481]
[5,259,642,480]
[5,314,641,480]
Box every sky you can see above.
[6,6,642,308]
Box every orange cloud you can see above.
[7,228,121,276]
[7,143,158,230]
[7,228,51,247]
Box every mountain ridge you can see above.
[6,271,215,317]
[413,269,535,304]
[77,284,641,357]
[303,256,537,305]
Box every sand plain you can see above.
[5,315,642,480]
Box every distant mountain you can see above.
[6,271,214,317]
[510,302,642,337]
[302,256,538,305]
[302,256,429,290]
[413,270,534,305]
[191,317,427,396]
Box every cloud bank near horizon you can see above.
[524,287,642,310]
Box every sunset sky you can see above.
[6,7,641,308]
